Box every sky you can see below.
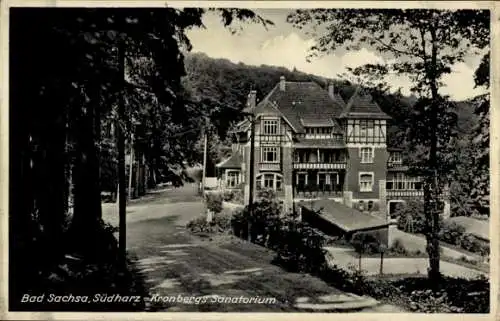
[185,9,487,101]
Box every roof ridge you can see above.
[341,86,361,117]
[258,83,279,106]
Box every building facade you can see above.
[216,76,427,219]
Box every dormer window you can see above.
[262,119,279,135]
[305,126,334,138]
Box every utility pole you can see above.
[117,40,127,264]
[247,114,256,242]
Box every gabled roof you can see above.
[339,87,391,120]
[252,81,346,134]
[216,153,243,169]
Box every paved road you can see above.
[102,184,402,312]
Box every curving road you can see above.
[102,184,402,312]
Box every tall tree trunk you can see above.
[70,88,103,253]
[38,109,67,261]
[425,24,441,283]
[135,149,142,197]
[9,79,37,300]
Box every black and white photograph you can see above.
[2,1,495,317]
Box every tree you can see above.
[470,52,490,214]
[287,9,489,282]
[10,7,273,300]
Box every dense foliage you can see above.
[287,8,489,281]
[205,192,224,214]
[9,7,270,310]
[396,201,489,256]
[222,193,489,313]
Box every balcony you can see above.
[259,162,281,171]
[387,161,408,170]
[293,162,346,170]
[387,190,424,197]
[295,184,344,198]
[258,134,283,143]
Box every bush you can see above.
[318,263,366,294]
[408,289,461,313]
[274,212,327,273]
[389,276,489,313]
[438,221,466,246]
[205,192,223,214]
[232,189,244,204]
[222,190,234,202]
[389,238,408,255]
[222,189,244,204]
[459,233,489,256]
[350,233,381,255]
[230,208,248,238]
[225,189,489,313]
[186,211,232,234]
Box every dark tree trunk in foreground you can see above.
[70,89,103,252]
[425,25,441,283]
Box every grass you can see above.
[407,230,486,258]
[441,256,489,273]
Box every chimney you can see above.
[247,90,257,109]
[280,76,286,91]
[328,82,334,99]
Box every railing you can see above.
[297,134,345,143]
[387,190,424,197]
[259,162,281,171]
[295,185,344,198]
[387,161,406,168]
[258,134,283,143]
[293,162,346,170]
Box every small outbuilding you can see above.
[299,199,390,246]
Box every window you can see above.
[263,119,278,135]
[359,172,374,192]
[386,173,422,190]
[262,146,279,163]
[257,173,283,191]
[360,147,374,163]
[263,174,274,188]
[226,171,239,188]
[389,152,403,164]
